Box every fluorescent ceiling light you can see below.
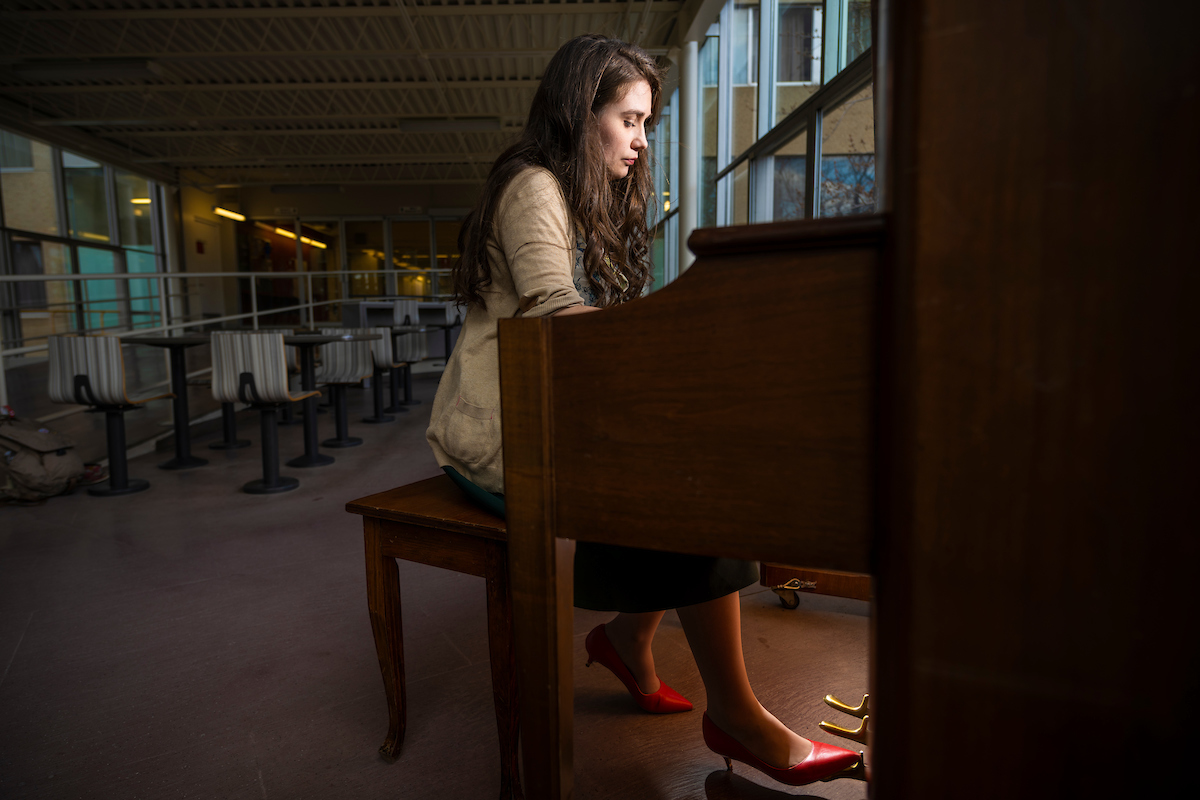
[213,206,246,221]
[130,197,152,205]
[274,227,297,240]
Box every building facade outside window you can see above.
[660,0,876,282]
[0,130,170,353]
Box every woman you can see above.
[426,34,859,787]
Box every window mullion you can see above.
[759,0,778,138]
[716,3,734,226]
[805,109,821,218]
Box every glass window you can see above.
[115,171,154,251]
[819,84,875,217]
[126,250,160,330]
[651,222,666,290]
[731,161,751,225]
[433,220,460,299]
[731,2,760,155]
[0,131,34,170]
[1,133,59,236]
[62,151,111,244]
[77,247,119,330]
[847,1,873,63]
[776,1,822,121]
[7,236,74,349]
[649,98,675,227]
[771,124,809,220]
[344,220,385,297]
[302,221,341,324]
[393,220,432,299]
[240,220,303,326]
[699,35,720,229]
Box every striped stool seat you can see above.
[345,327,409,424]
[211,332,319,494]
[387,313,428,411]
[47,335,174,497]
[315,328,374,448]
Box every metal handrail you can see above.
[0,267,454,409]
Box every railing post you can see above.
[306,273,314,329]
[157,273,169,334]
[251,277,259,330]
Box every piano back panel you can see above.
[542,217,883,574]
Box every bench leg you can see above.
[365,519,407,760]
[486,541,521,800]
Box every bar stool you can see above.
[389,321,428,409]
[47,334,173,497]
[280,330,305,425]
[211,331,319,494]
[353,326,409,424]
[315,329,374,448]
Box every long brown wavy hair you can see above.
[452,34,664,309]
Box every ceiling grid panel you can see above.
[0,0,688,186]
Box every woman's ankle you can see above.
[705,705,813,769]
[602,621,661,694]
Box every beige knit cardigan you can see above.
[426,167,587,493]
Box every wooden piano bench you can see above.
[346,474,519,799]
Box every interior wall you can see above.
[237,182,482,218]
[178,183,232,320]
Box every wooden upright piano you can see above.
[492,1,1197,797]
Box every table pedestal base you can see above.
[89,478,150,497]
[244,476,300,494]
[159,455,209,470]
[322,436,363,448]
[287,452,335,468]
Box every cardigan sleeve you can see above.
[494,168,585,318]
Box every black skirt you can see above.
[573,542,759,613]
[443,467,759,613]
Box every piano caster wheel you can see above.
[774,588,800,609]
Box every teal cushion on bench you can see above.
[442,465,506,519]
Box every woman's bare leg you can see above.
[600,610,665,693]
[676,591,813,768]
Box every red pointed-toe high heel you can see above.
[584,624,693,714]
[702,712,860,786]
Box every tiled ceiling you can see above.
[0,0,690,189]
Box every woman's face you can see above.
[596,79,653,180]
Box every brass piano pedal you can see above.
[771,577,814,609]
[824,692,869,718]
[819,714,869,745]
[819,751,868,783]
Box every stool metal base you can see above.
[209,438,252,450]
[88,478,150,497]
[322,436,363,448]
[159,455,208,470]
[243,476,300,494]
[287,452,335,468]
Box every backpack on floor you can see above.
[0,411,87,503]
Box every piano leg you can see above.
[510,534,576,800]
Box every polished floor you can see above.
[0,373,870,800]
